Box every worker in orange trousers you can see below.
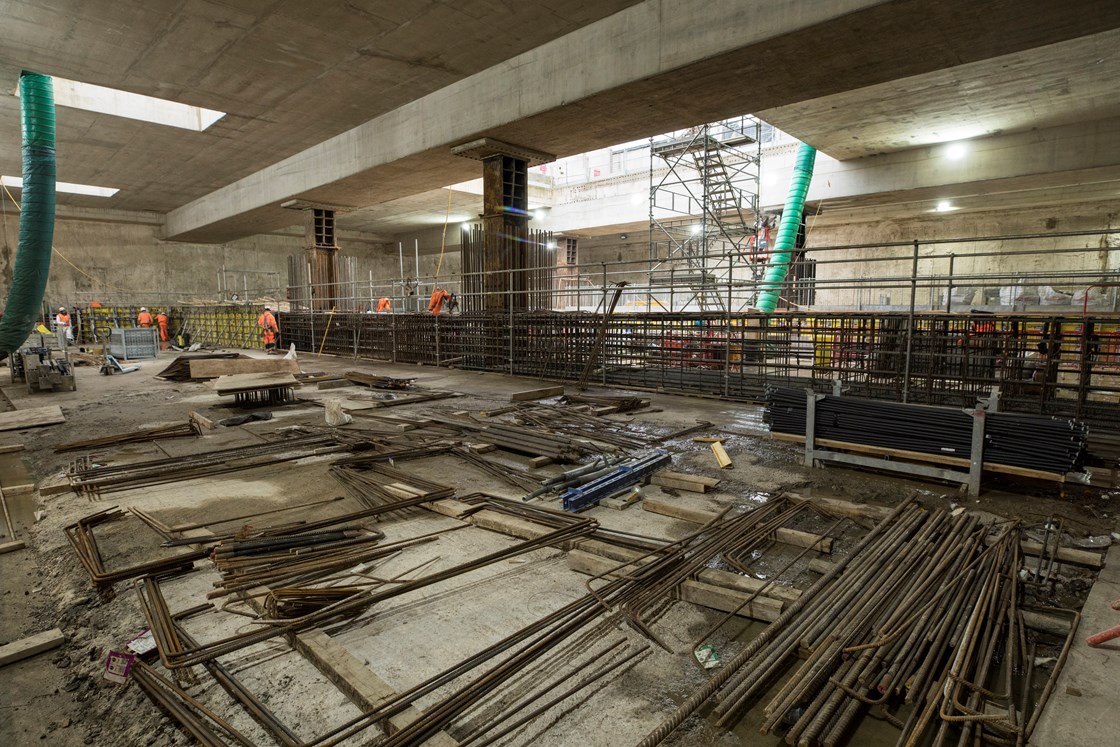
[137,307,154,328]
[258,305,279,354]
[156,311,170,350]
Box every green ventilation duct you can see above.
[0,72,56,360]
[756,142,816,313]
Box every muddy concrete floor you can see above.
[0,348,1114,746]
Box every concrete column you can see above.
[305,208,339,311]
[453,138,553,312]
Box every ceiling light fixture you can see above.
[0,175,118,197]
[935,200,956,212]
[15,76,225,132]
[945,142,968,161]
[690,225,702,235]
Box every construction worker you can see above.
[258,305,279,354]
[137,307,154,328]
[428,288,452,314]
[156,310,170,350]
[55,306,73,343]
[376,296,391,313]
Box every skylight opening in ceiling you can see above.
[1,175,118,197]
[15,76,225,132]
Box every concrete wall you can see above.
[0,208,397,309]
[804,202,1120,310]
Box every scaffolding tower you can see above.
[648,115,762,312]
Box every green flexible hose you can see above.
[0,72,56,359]
[756,142,816,313]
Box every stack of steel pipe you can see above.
[637,501,1078,746]
[766,386,1086,474]
[473,422,591,462]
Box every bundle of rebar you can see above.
[474,422,591,462]
[67,433,345,496]
[135,511,599,670]
[767,386,1087,474]
[55,421,199,453]
[638,500,1079,746]
[208,528,403,598]
[452,448,543,492]
[64,507,208,587]
[329,463,454,514]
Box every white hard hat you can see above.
[140,307,148,311]
[58,306,66,311]
[264,305,271,310]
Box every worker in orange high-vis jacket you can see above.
[137,307,154,327]
[376,297,391,313]
[156,311,170,349]
[55,307,73,343]
[258,305,279,354]
[428,288,452,314]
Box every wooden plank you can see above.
[528,456,553,468]
[0,406,65,432]
[693,437,724,444]
[711,442,733,469]
[1012,538,1103,569]
[653,470,720,489]
[0,452,36,497]
[0,444,26,454]
[188,411,215,431]
[37,473,73,497]
[466,443,496,454]
[567,550,782,622]
[773,433,1065,482]
[316,379,353,391]
[212,372,300,394]
[651,476,710,493]
[510,385,564,402]
[189,358,299,379]
[0,540,25,554]
[642,497,832,552]
[786,492,894,522]
[0,628,65,667]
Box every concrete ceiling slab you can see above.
[758,28,1120,159]
[164,0,1120,243]
[0,0,643,210]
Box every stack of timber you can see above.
[188,357,299,379]
[155,353,244,381]
[766,386,1086,475]
[344,371,415,390]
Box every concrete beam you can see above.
[164,0,1120,243]
[760,117,1120,214]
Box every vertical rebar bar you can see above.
[901,240,920,403]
